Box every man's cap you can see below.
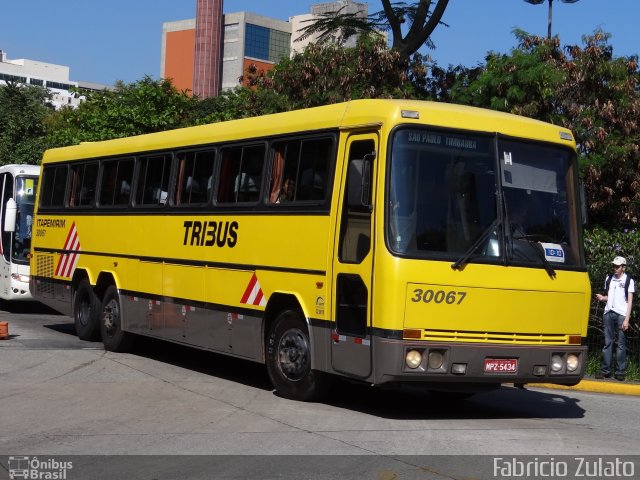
[612,256,627,266]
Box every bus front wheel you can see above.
[73,279,101,341]
[266,309,330,401]
[100,285,133,352]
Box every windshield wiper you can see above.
[514,236,557,279]
[451,218,500,271]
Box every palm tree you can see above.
[295,0,451,62]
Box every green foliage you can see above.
[584,227,640,286]
[452,31,566,119]
[584,351,639,381]
[0,83,53,165]
[449,30,640,228]
[261,34,416,109]
[46,76,196,147]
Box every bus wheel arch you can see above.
[264,296,331,401]
[94,271,117,302]
[71,271,101,341]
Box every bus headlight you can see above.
[427,350,444,370]
[550,354,564,372]
[405,350,422,369]
[566,354,579,372]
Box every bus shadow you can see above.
[128,337,586,420]
[33,320,587,420]
[132,336,273,392]
[44,321,81,337]
[324,381,586,420]
[1,300,62,315]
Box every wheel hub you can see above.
[278,329,309,381]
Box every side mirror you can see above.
[4,198,16,233]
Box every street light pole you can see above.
[524,0,580,40]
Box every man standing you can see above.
[595,256,634,381]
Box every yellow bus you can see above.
[30,99,590,400]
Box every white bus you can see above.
[0,164,39,301]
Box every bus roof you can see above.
[42,99,576,163]
[0,164,41,175]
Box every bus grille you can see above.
[422,329,571,345]
[34,254,55,296]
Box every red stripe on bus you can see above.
[240,273,258,304]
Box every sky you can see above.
[0,0,637,86]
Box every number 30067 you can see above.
[411,289,467,305]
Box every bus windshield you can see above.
[387,128,584,269]
[13,175,38,264]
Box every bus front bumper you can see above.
[6,274,33,301]
[373,338,587,387]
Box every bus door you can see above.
[0,172,13,293]
[331,133,377,378]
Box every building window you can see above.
[245,23,270,61]
[0,73,27,83]
[269,30,291,62]
[46,81,72,91]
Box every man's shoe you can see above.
[615,373,625,381]
[595,372,611,379]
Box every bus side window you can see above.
[217,145,265,204]
[136,154,171,206]
[236,145,264,203]
[99,158,134,207]
[69,163,98,208]
[175,149,215,206]
[268,137,332,204]
[339,139,375,263]
[269,140,300,204]
[297,139,331,201]
[39,165,67,208]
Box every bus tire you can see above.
[100,285,133,352]
[266,309,330,401]
[73,279,101,341]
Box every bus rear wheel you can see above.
[100,285,133,352]
[73,279,101,341]
[266,309,330,401]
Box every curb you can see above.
[531,379,640,396]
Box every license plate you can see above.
[484,358,518,374]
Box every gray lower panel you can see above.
[122,295,264,362]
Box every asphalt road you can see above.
[1,303,640,479]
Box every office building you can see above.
[0,49,109,109]
[161,0,368,97]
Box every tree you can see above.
[47,76,196,147]
[0,83,53,165]
[295,1,450,61]
[260,34,416,109]
[381,0,450,61]
[450,30,640,227]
